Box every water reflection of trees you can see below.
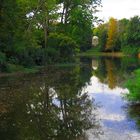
[0,66,99,140]
[92,57,140,89]
[124,68,140,131]
[90,57,140,132]
[125,104,140,131]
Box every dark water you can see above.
[0,57,140,140]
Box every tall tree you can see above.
[118,18,129,49]
[106,17,118,52]
[27,0,59,48]
[58,0,101,51]
[121,16,140,55]
[125,16,140,47]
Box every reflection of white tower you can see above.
[92,59,99,70]
[92,36,99,47]
[92,59,105,93]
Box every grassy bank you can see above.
[125,69,140,103]
[0,62,80,77]
[77,48,127,57]
[0,64,41,77]
[51,63,80,67]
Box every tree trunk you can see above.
[43,3,49,48]
[44,18,47,48]
[64,3,68,24]
[61,2,65,23]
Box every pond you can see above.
[0,57,140,140]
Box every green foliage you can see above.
[118,18,129,47]
[125,69,140,102]
[125,16,140,46]
[93,18,121,52]
[0,52,7,72]
[120,16,140,55]
[4,63,39,73]
[5,64,27,73]
[0,52,6,64]
[93,24,108,51]
[0,0,101,72]
[106,18,119,52]
[48,33,79,62]
[121,45,139,56]
[56,0,101,51]
[68,7,93,51]
[93,16,140,55]
[11,33,80,66]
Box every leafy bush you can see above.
[0,52,6,64]
[121,45,139,56]
[13,47,36,67]
[11,33,79,66]
[1,33,79,70]
[5,64,25,73]
[121,16,140,56]
[33,47,59,65]
[125,69,140,102]
[0,52,7,72]
[48,33,79,62]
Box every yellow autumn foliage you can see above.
[106,17,118,51]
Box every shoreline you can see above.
[0,53,136,78]
[77,52,129,58]
[0,63,80,78]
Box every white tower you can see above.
[92,36,99,47]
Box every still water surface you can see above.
[0,57,140,140]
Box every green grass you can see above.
[0,62,81,77]
[125,69,140,102]
[0,64,41,77]
[6,64,39,73]
[23,67,40,74]
[51,63,80,67]
[77,48,126,57]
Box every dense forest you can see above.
[93,16,140,55]
[0,0,101,72]
[1,1,140,138]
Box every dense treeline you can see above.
[0,0,101,72]
[93,16,140,55]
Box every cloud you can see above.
[96,0,140,21]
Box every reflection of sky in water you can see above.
[84,76,140,139]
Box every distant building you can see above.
[92,36,99,47]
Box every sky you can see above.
[96,0,140,21]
